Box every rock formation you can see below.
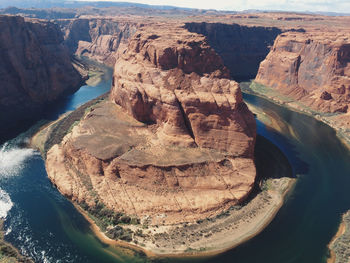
[0,15,82,140]
[59,18,139,66]
[45,24,257,225]
[256,31,350,114]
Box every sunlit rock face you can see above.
[60,18,139,66]
[256,31,350,114]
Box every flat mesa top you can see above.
[72,100,226,165]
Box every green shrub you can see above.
[120,215,131,224]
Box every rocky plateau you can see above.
[33,9,350,232]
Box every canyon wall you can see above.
[60,19,282,74]
[184,22,281,81]
[59,18,139,66]
[0,15,82,139]
[256,31,350,114]
[45,24,257,225]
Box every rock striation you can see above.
[45,24,257,225]
[60,18,139,66]
[256,31,350,114]
[0,15,82,139]
[111,26,256,155]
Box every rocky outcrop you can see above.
[0,15,82,140]
[45,24,256,225]
[184,22,281,81]
[111,26,256,155]
[256,31,350,114]
[60,18,139,66]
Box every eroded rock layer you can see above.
[0,15,82,139]
[46,24,257,225]
[256,31,350,114]
[59,18,139,66]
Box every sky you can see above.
[77,0,350,13]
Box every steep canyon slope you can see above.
[58,18,140,66]
[44,23,257,225]
[256,31,350,114]
[0,15,82,140]
[254,23,350,143]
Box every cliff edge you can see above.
[0,15,83,139]
[256,31,350,114]
[59,18,139,66]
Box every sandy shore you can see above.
[30,113,69,152]
[328,221,346,263]
[73,204,156,257]
[241,81,350,149]
[0,220,33,262]
[328,211,350,263]
[74,177,295,257]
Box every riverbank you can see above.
[328,211,350,263]
[31,93,109,157]
[243,81,350,263]
[73,204,156,257]
[241,81,350,148]
[0,220,33,263]
[75,177,295,257]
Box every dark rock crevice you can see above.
[174,96,197,145]
[184,22,282,81]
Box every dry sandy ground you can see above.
[77,177,295,256]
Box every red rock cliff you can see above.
[0,15,82,139]
[256,31,350,114]
[60,18,139,66]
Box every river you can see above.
[0,68,350,263]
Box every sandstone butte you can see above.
[45,23,257,225]
[0,15,83,139]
